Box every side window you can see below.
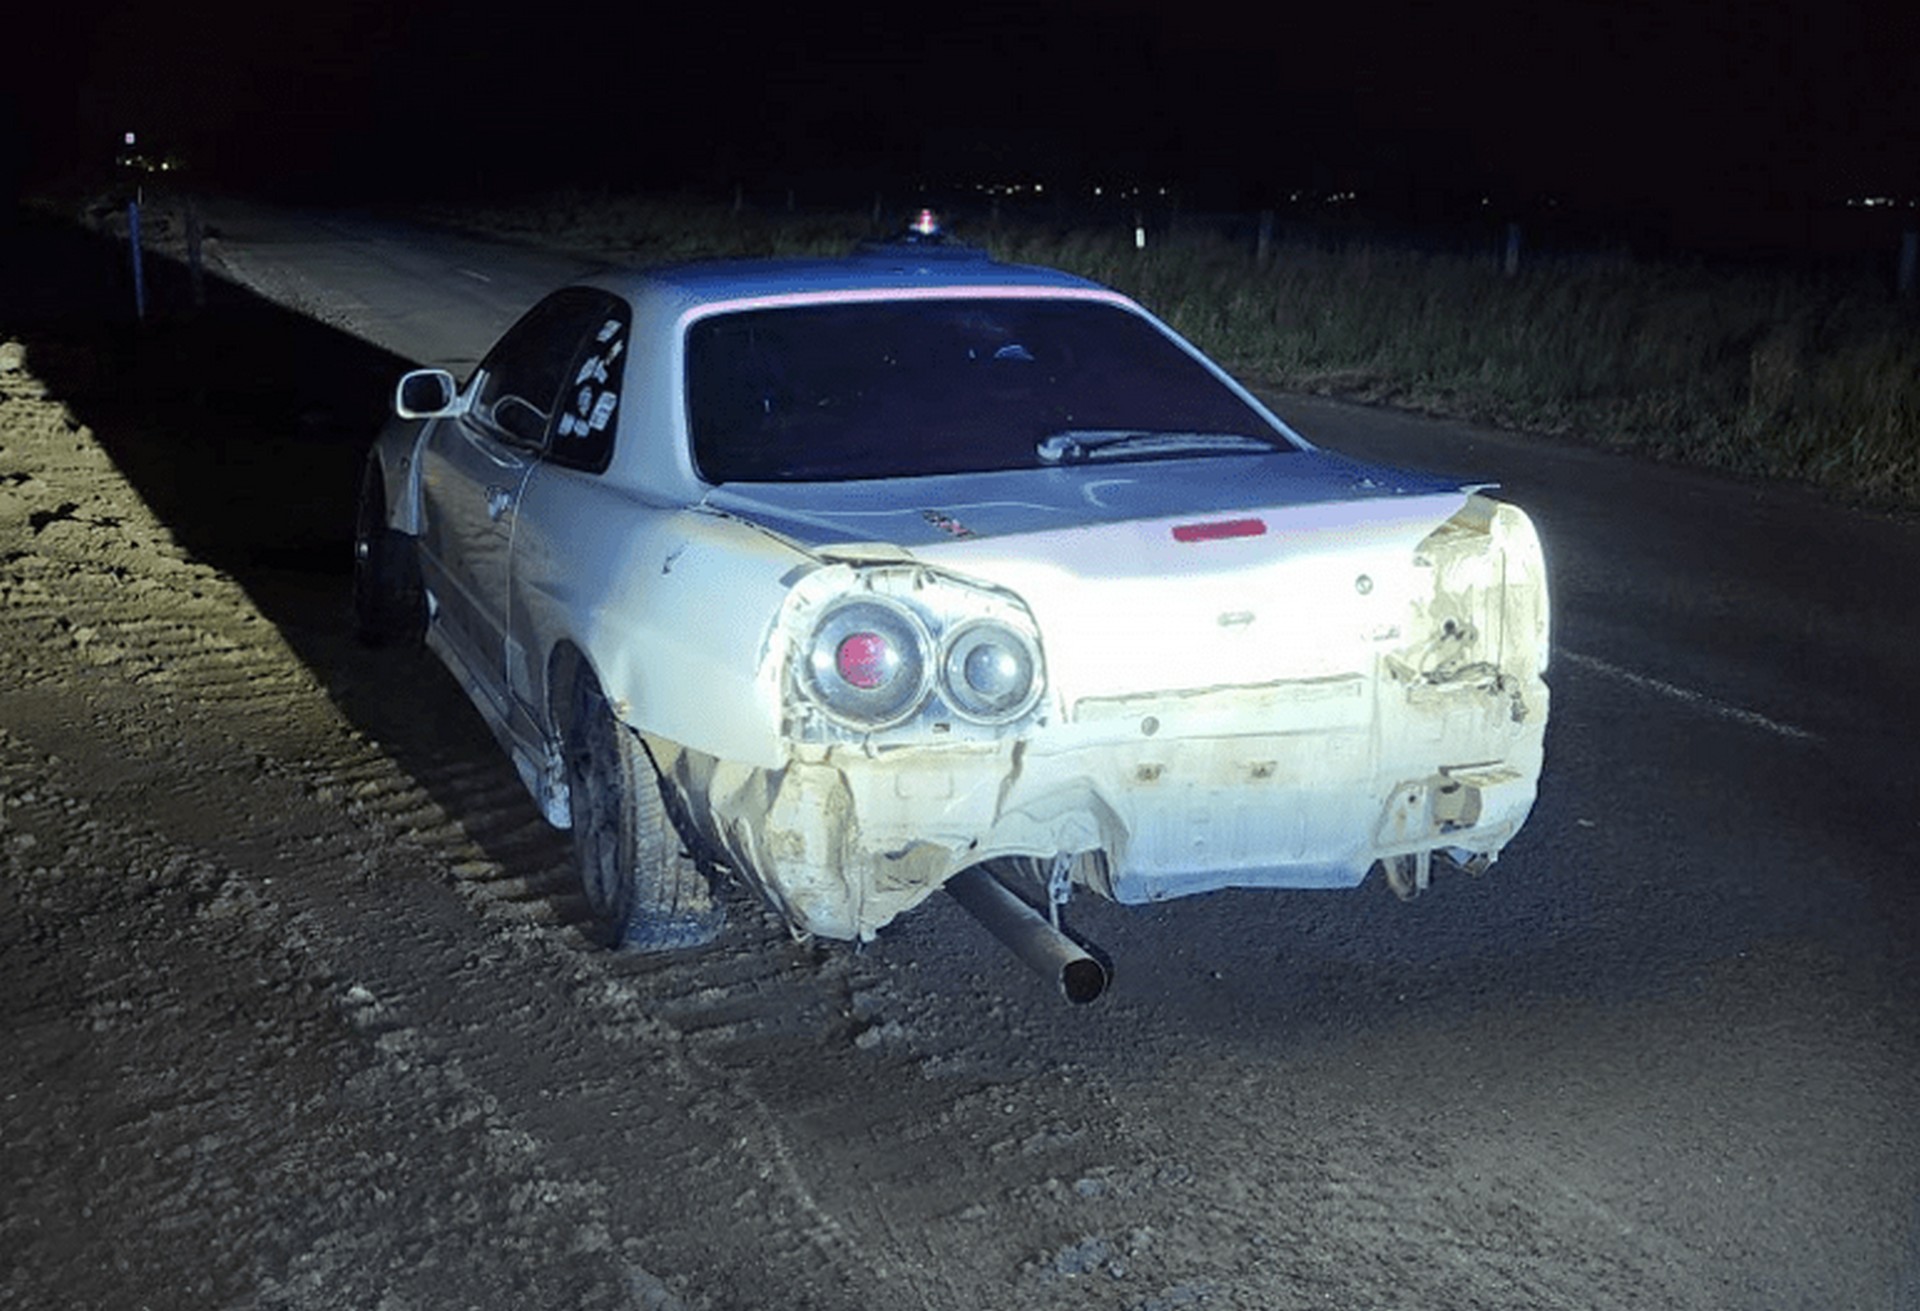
[471,290,605,449]
[547,299,632,473]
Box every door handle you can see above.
[485,485,514,521]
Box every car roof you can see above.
[579,244,1110,313]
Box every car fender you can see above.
[366,412,434,538]
[508,470,809,772]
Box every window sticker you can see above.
[545,299,628,470]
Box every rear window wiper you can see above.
[1035,429,1277,465]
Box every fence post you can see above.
[1503,222,1522,278]
[1133,210,1146,251]
[1899,230,1917,300]
[1256,210,1274,266]
[127,200,147,321]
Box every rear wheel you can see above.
[564,670,725,951]
[352,460,424,647]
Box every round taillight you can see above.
[805,600,930,727]
[941,622,1041,722]
[964,642,1020,696]
[836,631,894,690]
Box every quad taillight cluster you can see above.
[799,591,1043,732]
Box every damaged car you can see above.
[353,224,1549,1001]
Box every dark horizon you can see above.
[10,0,1918,256]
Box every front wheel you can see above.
[565,670,725,951]
[352,460,425,647]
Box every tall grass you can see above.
[431,191,1920,506]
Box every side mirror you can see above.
[395,368,461,419]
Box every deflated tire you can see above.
[565,670,725,951]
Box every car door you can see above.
[418,289,606,703]
[500,294,634,712]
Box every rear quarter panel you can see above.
[507,467,803,768]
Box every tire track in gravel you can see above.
[3,336,1138,1309]
[2,352,714,1306]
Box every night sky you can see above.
[9,0,1917,248]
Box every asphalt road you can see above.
[19,201,1920,1308]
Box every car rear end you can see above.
[647,259,1547,940]
[922,487,1549,903]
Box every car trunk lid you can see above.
[704,452,1477,704]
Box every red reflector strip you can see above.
[1171,517,1267,543]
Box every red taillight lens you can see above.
[836,631,893,689]
[805,599,931,727]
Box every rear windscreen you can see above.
[685,298,1293,482]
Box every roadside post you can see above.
[127,200,147,321]
[1899,230,1917,300]
[119,130,147,321]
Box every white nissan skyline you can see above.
[353,221,1549,1001]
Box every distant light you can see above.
[1034,183,1044,194]
[124,131,136,146]
[910,208,941,237]
[1094,186,1103,196]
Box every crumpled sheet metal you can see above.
[649,498,1550,941]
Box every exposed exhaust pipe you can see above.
[946,864,1109,1004]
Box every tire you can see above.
[565,669,725,951]
[352,460,425,647]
